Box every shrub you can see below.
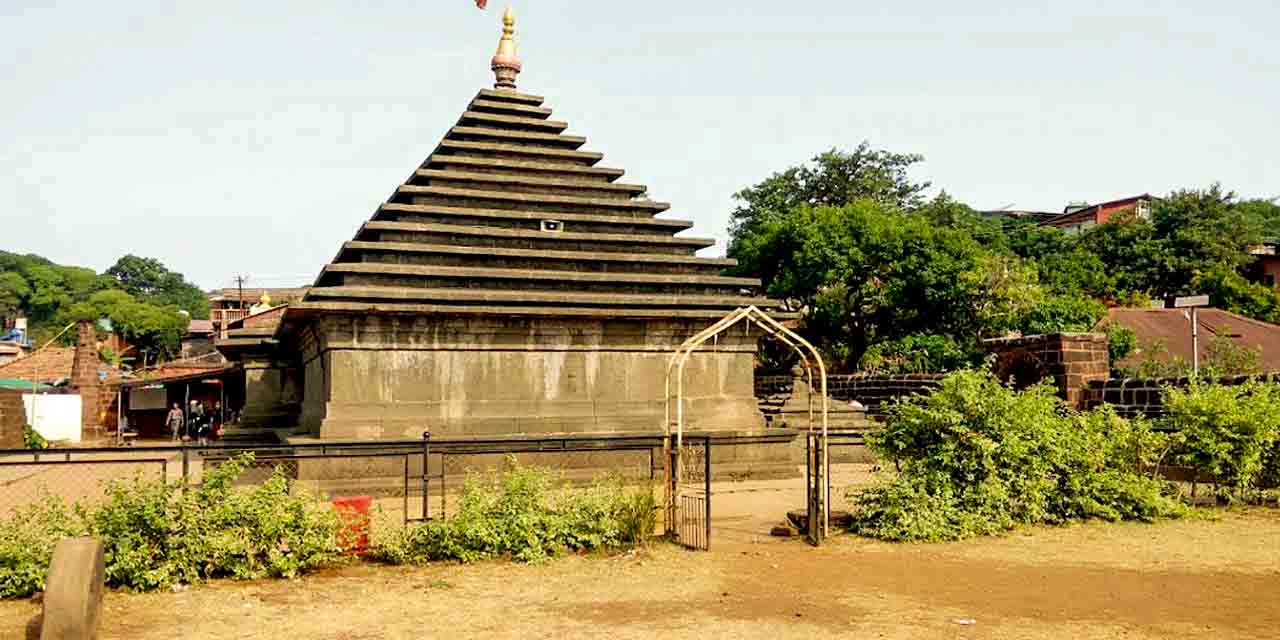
[372,459,657,565]
[848,370,1184,542]
[0,497,87,598]
[0,453,342,598]
[1162,378,1280,497]
[23,424,47,450]
[858,334,975,374]
[89,454,341,589]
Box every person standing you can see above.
[166,403,184,443]
[193,401,209,446]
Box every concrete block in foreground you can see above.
[41,537,105,640]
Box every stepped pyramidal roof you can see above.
[290,8,775,322]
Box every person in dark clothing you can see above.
[193,402,209,446]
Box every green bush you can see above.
[1163,378,1280,497]
[372,459,657,565]
[0,497,87,598]
[848,370,1185,542]
[858,334,975,374]
[0,453,342,598]
[23,424,47,450]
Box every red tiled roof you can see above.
[186,319,214,335]
[119,364,238,388]
[0,347,76,383]
[1101,308,1280,372]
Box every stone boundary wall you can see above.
[983,332,1108,408]
[1083,373,1280,419]
[755,373,945,418]
[0,390,28,448]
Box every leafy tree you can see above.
[727,143,930,252]
[1014,294,1106,335]
[1151,185,1261,295]
[61,290,189,362]
[105,255,209,319]
[734,201,1038,370]
[0,272,30,321]
[1193,265,1280,323]
[1237,197,1280,239]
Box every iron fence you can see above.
[0,431,799,550]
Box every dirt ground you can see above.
[4,467,1280,639]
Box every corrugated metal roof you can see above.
[1102,307,1280,372]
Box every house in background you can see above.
[977,209,1061,223]
[1247,240,1280,288]
[207,288,307,340]
[1041,194,1157,235]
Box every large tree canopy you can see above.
[0,251,206,355]
[727,146,1277,373]
[727,143,930,255]
[61,289,189,363]
[105,254,210,319]
[733,200,1059,370]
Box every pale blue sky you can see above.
[2,1,1276,289]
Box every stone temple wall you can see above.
[296,314,765,440]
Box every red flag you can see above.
[475,0,487,8]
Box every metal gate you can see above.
[665,435,711,551]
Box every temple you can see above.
[220,8,784,448]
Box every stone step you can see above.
[415,169,646,196]
[304,285,774,308]
[362,220,713,251]
[438,139,602,165]
[376,203,690,232]
[477,88,545,106]
[425,154,624,182]
[458,111,567,132]
[450,126,586,149]
[397,185,670,214]
[340,241,737,275]
[468,98,553,119]
[321,262,759,287]
[287,300,758,320]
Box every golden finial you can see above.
[260,291,272,306]
[491,6,521,91]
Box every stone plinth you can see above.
[295,315,767,440]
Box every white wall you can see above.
[22,394,81,443]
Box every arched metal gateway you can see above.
[663,306,831,548]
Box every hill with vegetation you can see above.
[0,252,208,364]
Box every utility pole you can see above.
[233,275,249,310]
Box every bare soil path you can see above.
[3,466,1279,638]
[4,509,1280,639]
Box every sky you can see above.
[2,1,1277,290]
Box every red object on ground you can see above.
[475,0,487,8]
[332,496,373,554]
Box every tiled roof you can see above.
[0,347,76,384]
[1102,308,1280,372]
[119,364,238,388]
[186,319,214,335]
